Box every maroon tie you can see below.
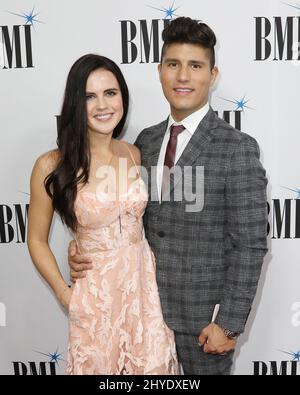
[161,124,185,198]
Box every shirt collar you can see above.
[167,102,210,136]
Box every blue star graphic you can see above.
[35,347,65,364]
[283,187,300,199]
[219,95,253,112]
[148,1,180,19]
[280,349,300,362]
[18,191,30,196]
[8,7,43,27]
[282,2,300,12]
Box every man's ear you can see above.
[157,63,162,83]
[210,66,219,86]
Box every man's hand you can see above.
[68,240,93,282]
[198,323,237,355]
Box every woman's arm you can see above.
[27,152,71,310]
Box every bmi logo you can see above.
[268,187,300,239]
[13,348,64,375]
[255,2,300,61]
[0,199,29,243]
[120,1,181,64]
[0,7,43,69]
[253,349,300,375]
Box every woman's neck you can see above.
[89,132,114,160]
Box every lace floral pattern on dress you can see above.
[66,176,178,375]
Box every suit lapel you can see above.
[165,107,219,198]
[147,119,167,167]
[176,108,218,167]
[145,119,168,206]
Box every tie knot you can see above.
[170,124,185,138]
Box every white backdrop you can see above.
[0,0,299,375]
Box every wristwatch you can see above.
[222,328,239,340]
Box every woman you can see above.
[27,54,178,375]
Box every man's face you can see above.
[158,43,218,121]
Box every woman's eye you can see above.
[106,91,117,97]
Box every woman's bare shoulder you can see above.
[121,141,141,165]
[34,149,60,175]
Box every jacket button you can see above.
[157,231,165,237]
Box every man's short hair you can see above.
[161,17,216,69]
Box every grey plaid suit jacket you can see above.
[135,107,268,336]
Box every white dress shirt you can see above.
[157,103,209,201]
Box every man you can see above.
[68,17,268,374]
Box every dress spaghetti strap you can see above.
[122,141,140,177]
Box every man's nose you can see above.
[177,66,190,82]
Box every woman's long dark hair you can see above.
[45,54,129,231]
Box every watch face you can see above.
[223,328,239,339]
[228,333,239,340]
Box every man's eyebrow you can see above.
[163,58,207,65]
[163,58,180,62]
[189,60,206,65]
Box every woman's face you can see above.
[85,68,123,137]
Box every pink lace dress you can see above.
[66,156,178,375]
